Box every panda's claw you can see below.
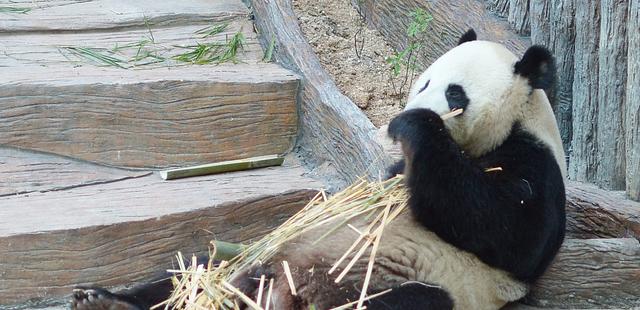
[70,287,140,310]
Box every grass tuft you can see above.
[62,47,129,69]
[173,32,245,65]
[196,23,229,38]
[61,22,244,69]
[262,37,276,63]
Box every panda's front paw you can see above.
[388,108,444,144]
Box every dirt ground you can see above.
[292,0,407,127]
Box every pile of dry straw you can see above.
[158,175,409,310]
[157,109,467,310]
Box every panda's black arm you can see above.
[388,108,565,282]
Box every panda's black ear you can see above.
[514,45,555,89]
[457,29,477,45]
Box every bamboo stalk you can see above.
[256,275,265,307]
[265,278,274,310]
[221,281,264,310]
[160,155,284,180]
[329,289,392,310]
[357,204,390,309]
[281,261,297,296]
[441,108,463,120]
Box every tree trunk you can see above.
[547,0,576,153]
[595,0,628,190]
[528,0,550,47]
[626,0,640,200]
[508,0,530,35]
[487,0,510,18]
[568,0,601,183]
[526,238,640,308]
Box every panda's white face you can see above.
[405,40,533,157]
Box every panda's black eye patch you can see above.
[418,80,430,93]
[445,84,469,111]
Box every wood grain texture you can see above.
[528,0,550,47]
[0,191,318,307]
[0,64,299,169]
[547,0,575,152]
[356,0,529,69]
[0,147,149,197]
[0,21,263,68]
[0,164,321,306]
[247,0,391,191]
[0,0,248,32]
[568,0,601,183]
[526,238,640,308]
[486,0,510,18]
[595,0,628,190]
[507,0,530,35]
[626,0,640,201]
[0,163,320,236]
[565,181,640,240]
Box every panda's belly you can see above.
[280,212,528,310]
[374,213,528,309]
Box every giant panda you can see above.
[70,29,566,310]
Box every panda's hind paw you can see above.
[70,287,141,310]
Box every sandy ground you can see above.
[292,0,407,127]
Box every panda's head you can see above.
[406,29,564,171]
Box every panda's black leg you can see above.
[366,283,454,310]
[70,255,209,310]
[70,276,172,310]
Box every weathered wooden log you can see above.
[568,0,601,184]
[626,0,640,201]
[595,0,628,190]
[547,0,575,152]
[247,0,391,191]
[486,0,510,18]
[565,181,640,240]
[507,0,530,35]
[526,238,640,308]
[355,0,529,69]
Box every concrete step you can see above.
[0,149,321,307]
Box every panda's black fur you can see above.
[70,30,566,310]
[388,113,565,282]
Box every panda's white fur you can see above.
[406,40,566,178]
[260,213,529,310]
[227,38,566,310]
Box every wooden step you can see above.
[0,147,149,197]
[0,0,300,169]
[0,0,248,32]
[0,150,321,307]
[0,22,263,68]
[0,63,299,168]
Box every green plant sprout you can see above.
[386,8,433,106]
